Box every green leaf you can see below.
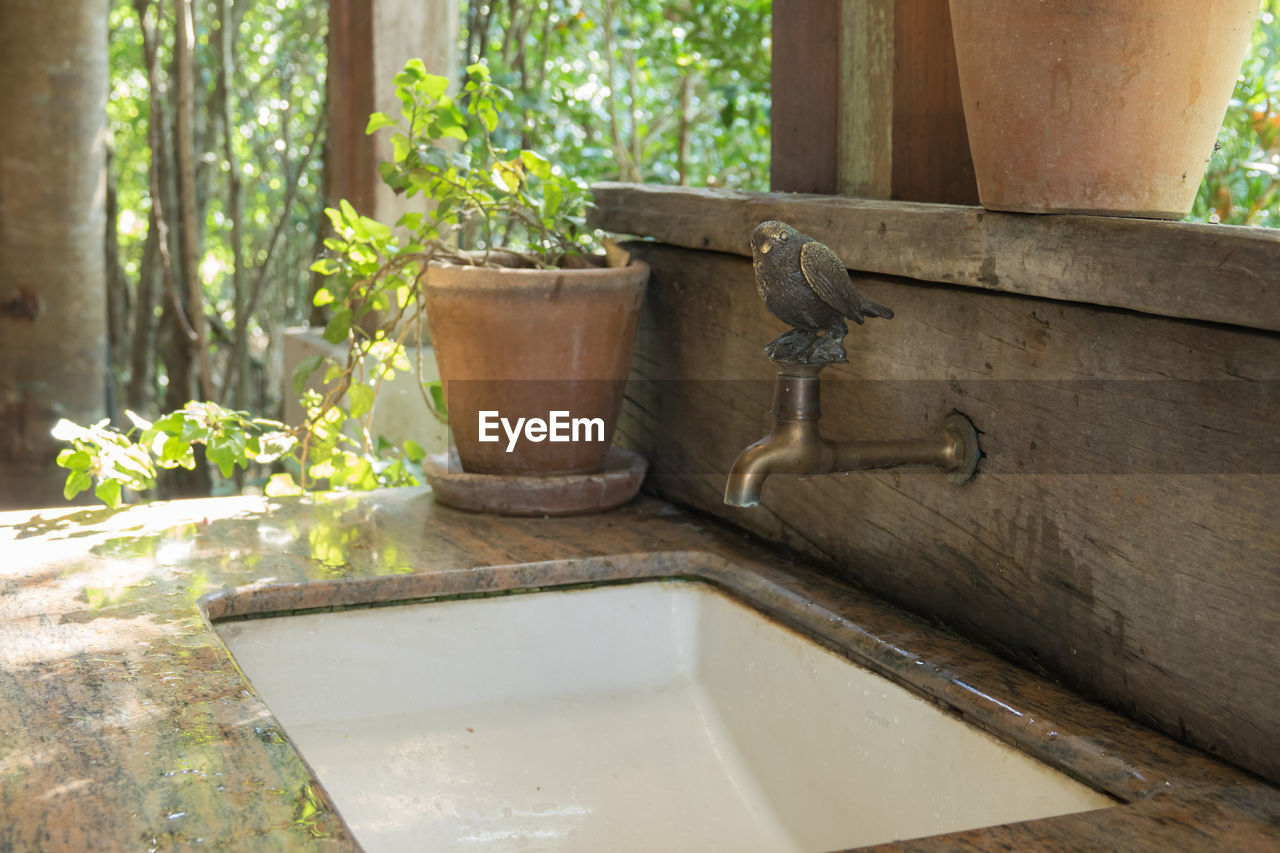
[51,419,90,442]
[347,456,376,490]
[339,199,368,239]
[160,434,186,462]
[425,380,448,423]
[63,469,92,501]
[310,258,339,277]
[519,149,551,181]
[438,124,468,143]
[265,472,304,497]
[206,433,239,479]
[542,179,564,221]
[56,448,91,470]
[94,479,122,509]
[292,354,324,395]
[111,449,153,483]
[252,431,297,464]
[324,206,347,232]
[359,215,392,242]
[420,72,449,101]
[348,383,375,419]
[348,243,377,266]
[390,132,411,163]
[434,107,468,142]
[403,439,426,463]
[491,162,520,192]
[365,112,398,134]
[323,309,352,344]
[404,56,430,78]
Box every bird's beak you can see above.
[758,239,772,254]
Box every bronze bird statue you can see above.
[750,220,893,363]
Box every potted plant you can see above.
[54,59,648,513]
[310,59,649,496]
[948,0,1260,218]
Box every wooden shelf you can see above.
[589,183,1280,333]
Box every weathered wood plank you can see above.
[619,242,1280,784]
[837,0,894,198]
[591,183,1280,332]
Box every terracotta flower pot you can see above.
[424,259,648,476]
[948,0,1258,218]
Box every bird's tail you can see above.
[859,295,894,320]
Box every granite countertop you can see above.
[3,489,1278,851]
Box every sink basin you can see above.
[215,579,1113,852]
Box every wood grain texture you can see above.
[590,183,1280,332]
[837,0,895,198]
[890,0,978,204]
[770,0,840,193]
[325,0,377,214]
[618,242,1280,785]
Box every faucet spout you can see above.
[724,421,836,507]
[723,363,980,507]
[725,364,833,507]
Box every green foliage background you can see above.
[459,0,772,190]
[1190,0,1280,226]
[107,0,327,409]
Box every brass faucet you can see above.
[723,362,980,508]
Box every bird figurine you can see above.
[749,220,894,363]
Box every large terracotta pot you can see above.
[424,259,648,476]
[948,0,1258,218]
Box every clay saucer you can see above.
[422,448,648,516]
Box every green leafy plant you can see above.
[56,58,599,507]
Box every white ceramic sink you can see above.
[216,581,1113,852]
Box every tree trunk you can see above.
[217,0,248,410]
[105,145,133,420]
[174,0,214,403]
[126,222,159,411]
[0,0,108,509]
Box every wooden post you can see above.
[0,0,108,509]
[838,0,895,198]
[326,0,459,225]
[889,0,977,204]
[770,0,842,194]
[772,0,978,204]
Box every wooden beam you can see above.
[326,0,458,221]
[776,1,975,203]
[589,183,1280,333]
[837,0,894,198]
[326,0,378,214]
[890,0,977,204]
[770,0,841,193]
